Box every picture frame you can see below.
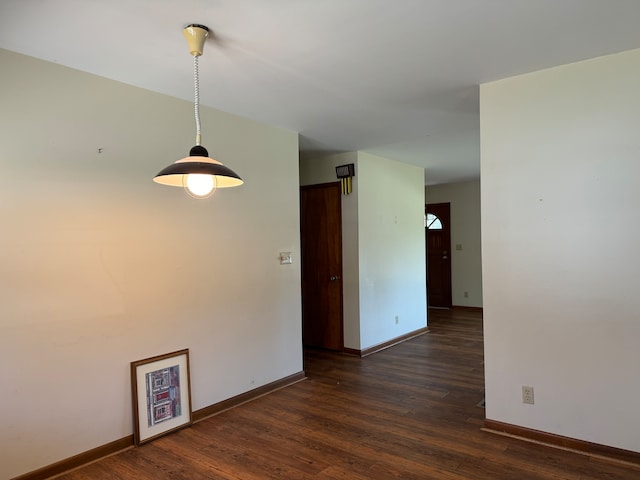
[131,349,192,445]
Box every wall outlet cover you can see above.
[522,385,535,404]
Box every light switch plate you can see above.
[279,252,293,264]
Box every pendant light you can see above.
[153,24,243,198]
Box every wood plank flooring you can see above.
[55,309,640,479]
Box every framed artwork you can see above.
[131,349,192,445]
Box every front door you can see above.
[300,182,343,350]
[426,202,452,308]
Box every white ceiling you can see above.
[2,1,640,185]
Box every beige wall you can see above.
[357,152,427,348]
[481,48,640,452]
[426,180,482,308]
[0,49,302,479]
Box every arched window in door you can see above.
[426,213,443,230]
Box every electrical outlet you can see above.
[464,291,469,298]
[522,385,534,404]
[395,315,399,324]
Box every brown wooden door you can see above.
[300,182,343,350]
[426,203,452,308]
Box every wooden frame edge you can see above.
[192,370,306,422]
[10,436,134,480]
[483,419,640,468]
[345,327,429,358]
[451,306,483,313]
[342,347,361,356]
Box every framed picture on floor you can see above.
[131,349,192,445]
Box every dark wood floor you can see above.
[56,309,640,479]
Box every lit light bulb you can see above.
[185,174,215,198]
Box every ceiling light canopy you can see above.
[153,24,243,199]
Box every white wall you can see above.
[481,48,640,452]
[299,152,361,348]
[0,49,302,479]
[300,152,427,351]
[357,152,427,349]
[426,180,482,308]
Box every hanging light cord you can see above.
[193,54,202,146]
